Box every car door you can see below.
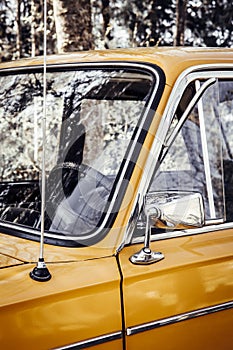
[0,252,123,350]
[119,69,233,349]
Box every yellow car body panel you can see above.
[119,229,233,349]
[0,258,122,350]
[0,47,233,349]
[0,47,232,87]
[126,310,232,350]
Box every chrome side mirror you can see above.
[145,191,205,229]
[130,191,204,265]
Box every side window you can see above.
[0,68,154,242]
[141,77,233,235]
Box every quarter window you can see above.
[142,76,233,234]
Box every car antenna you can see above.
[30,0,51,282]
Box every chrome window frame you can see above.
[126,64,233,247]
[0,62,163,245]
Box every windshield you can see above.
[0,67,154,245]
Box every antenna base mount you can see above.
[30,258,51,282]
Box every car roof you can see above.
[0,46,232,86]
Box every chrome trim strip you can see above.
[126,301,233,336]
[53,331,122,350]
[132,220,233,244]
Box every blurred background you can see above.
[0,0,232,61]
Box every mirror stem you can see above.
[129,206,164,265]
[144,206,161,248]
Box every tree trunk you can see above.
[15,0,22,59]
[52,0,94,53]
[89,0,107,49]
[31,0,36,57]
[174,0,187,46]
[106,0,132,48]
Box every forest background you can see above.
[0,0,232,62]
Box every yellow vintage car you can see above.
[0,47,232,350]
